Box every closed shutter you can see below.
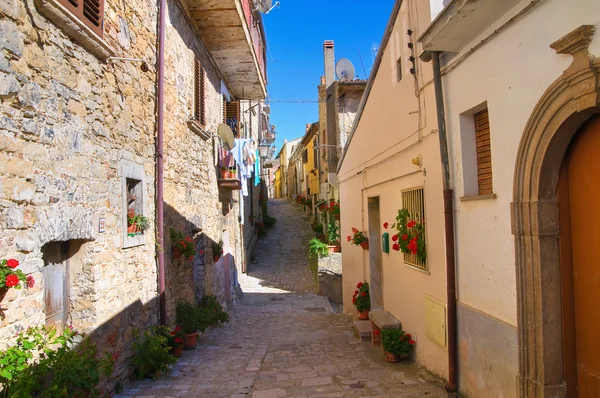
[402,188,426,270]
[222,97,227,123]
[194,59,206,126]
[57,0,104,37]
[225,101,239,136]
[474,109,493,195]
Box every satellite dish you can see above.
[217,123,235,150]
[336,58,355,81]
[254,0,273,13]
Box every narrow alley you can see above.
[117,200,446,397]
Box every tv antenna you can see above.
[371,43,379,65]
[253,0,280,14]
[335,58,355,81]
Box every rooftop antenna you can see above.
[371,43,379,66]
[254,0,280,14]
[335,58,355,81]
[357,50,367,80]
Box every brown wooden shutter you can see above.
[222,97,227,123]
[474,108,493,195]
[57,0,104,37]
[194,59,206,126]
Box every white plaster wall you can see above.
[441,0,600,326]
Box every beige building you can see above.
[0,0,268,385]
[417,0,600,396]
[337,0,447,381]
[275,138,300,200]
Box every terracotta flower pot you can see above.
[171,344,184,357]
[172,248,182,259]
[214,255,221,263]
[184,332,198,350]
[358,310,369,320]
[385,351,409,362]
[359,240,369,250]
[327,245,341,254]
[127,224,137,234]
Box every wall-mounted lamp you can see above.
[412,155,422,167]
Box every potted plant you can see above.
[352,281,370,320]
[347,227,369,250]
[309,238,329,258]
[127,209,150,235]
[131,326,176,379]
[389,209,426,262]
[169,326,185,357]
[212,240,223,262]
[329,200,340,220]
[0,258,33,299]
[175,301,202,349]
[200,295,229,325]
[170,229,196,261]
[381,328,416,362]
[326,218,341,253]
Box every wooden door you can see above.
[559,116,600,397]
[42,242,69,331]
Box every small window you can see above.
[57,0,104,38]
[225,101,240,137]
[302,149,308,164]
[402,188,426,271]
[194,59,206,126]
[474,108,492,195]
[396,57,402,82]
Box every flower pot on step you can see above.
[172,248,181,259]
[385,351,409,363]
[327,245,341,254]
[171,344,184,357]
[359,240,369,250]
[184,332,198,350]
[358,310,369,320]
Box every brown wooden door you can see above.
[559,116,600,397]
[42,242,69,332]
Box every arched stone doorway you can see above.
[512,25,600,397]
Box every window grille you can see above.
[402,187,427,270]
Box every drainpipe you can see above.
[431,51,458,393]
[156,0,167,325]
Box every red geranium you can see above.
[5,274,19,287]
[408,238,418,254]
[26,275,34,288]
[409,339,416,345]
[175,337,184,344]
[391,234,398,242]
[360,292,366,297]
[383,222,389,229]
[392,243,400,251]
[351,227,359,234]
[407,220,416,228]
[185,236,192,242]
[374,329,380,336]
[352,297,357,304]
[354,290,359,295]
[402,234,408,241]
[6,259,19,269]
[357,282,363,289]
[347,236,352,242]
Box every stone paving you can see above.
[117,199,446,398]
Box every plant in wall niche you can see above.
[170,229,196,261]
[352,281,370,320]
[0,258,31,292]
[309,238,329,258]
[131,326,176,379]
[347,227,369,250]
[211,240,223,262]
[381,328,416,363]
[390,209,426,263]
[127,209,150,235]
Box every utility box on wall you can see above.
[382,232,389,253]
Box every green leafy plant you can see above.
[309,238,329,258]
[4,325,114,398]
[352,281,370,312]
[211,240,223,260]
[127,209,150,234]
[170,229,196,260]
[131,326,175,380]
[327,218,339,245]
[0,258,32,290]
[263,214,277,229]
[347,227,367,246]
[390,209,426,263]
[305,198,312,207]
[200,296,229,325]
[381,328,416,356]
[175,301,203,334]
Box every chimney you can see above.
[323,40,335,89]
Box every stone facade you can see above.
[0,0,267,386]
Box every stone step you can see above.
[353,320,372,341]
[369,310,401,329]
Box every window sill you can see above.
[35,0,115,60]
[460,193,497,202]
[187,120,211,141]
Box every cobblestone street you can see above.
[118,200,446,397]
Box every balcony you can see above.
[185,0,267,99]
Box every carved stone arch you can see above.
[511,25,600,397]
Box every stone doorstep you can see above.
[352,320,371,341]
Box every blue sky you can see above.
[262,1,396,154]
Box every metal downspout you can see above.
[157,0,167,325]
[431,51,458,393]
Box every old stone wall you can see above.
[0,0,159,382]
